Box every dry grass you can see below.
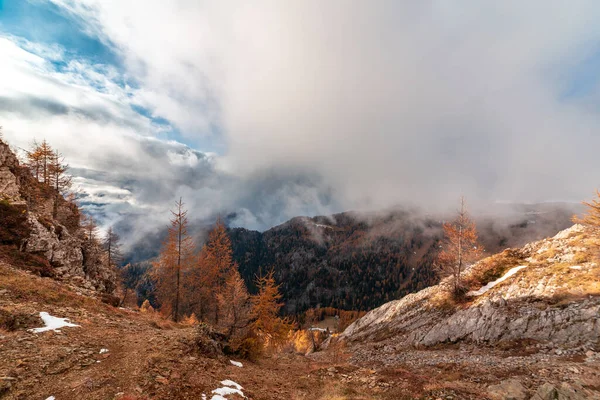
[0,263,94,309]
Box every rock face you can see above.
[0,140,22,203]
[342,225,600,350]
[0,139,116,293]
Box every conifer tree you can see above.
[103,226,123,268]
[82,215,100,241]
[119,262,149,307]
[199,218,236,323]
[153,198,197,322]
[250,270,291,349]
[39,139,53,185]
[26,139,44,182]
[217,269,251,340]
[49,149,72,217]
[436,197,483,294]
[575,190,600,231]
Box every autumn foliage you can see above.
[436,197,483,294]
[153,198,197,322]
[250,270,292,350]
[575,190,600,231]
[151,207,291,358]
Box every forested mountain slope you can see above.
[230,205,578,314]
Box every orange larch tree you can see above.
[199,218,237,324]
[103,226,123,268]
[49,149,72,217]
[575,190,600,231]
[25,139,45,182]
[436,197,483,294]
[217,269,251,341]
[82,214,100,241]
[153,198,197,322]
[250,270,291,350]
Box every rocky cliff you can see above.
[342,224,600,350]
[0,139,115,293]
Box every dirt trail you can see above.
[2,263,600,400]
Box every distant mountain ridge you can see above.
[229,204,579,314]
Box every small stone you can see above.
[531,383,557,400]
[487,379,528,400]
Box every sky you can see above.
[1,1,600,250]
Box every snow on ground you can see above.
[29,312,80,333]
[570,265,583,270]
[229,360,243,368]
[45,397,55,400]
[312,223,333,230]
[468,265,528,296]
[99,348,109,354]
[210,380,245,399]
[221,380,243,390]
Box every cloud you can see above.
[42,1,600,206]
[3,2,600,252]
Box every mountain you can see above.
[229,205,579,314]
[335,223,600,398]
[342,223,599,350]
[0,139,115,294]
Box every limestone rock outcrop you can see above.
[342,225,600,350]
[0,139,116,293]
[0,140,22,203]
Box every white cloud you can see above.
[41,1,600,211]
[3,2,600,252]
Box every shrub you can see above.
[0,308,40,331]
[0,201,30,245]
[194,322,225,358]
[231,330,263,361]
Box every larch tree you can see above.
[436,197,483,294]
[119,262,150,307]
[26,140,44,182]
[153,198,197,322]
[103,226,123,268]
[82,215,100,241]
[250,270,291,350]
[199,218,237,324]
[217,269,251,341]
[575,190,600,231]
[38,140,53,185]
[49,149,72,217]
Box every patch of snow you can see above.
[313,223,333,230]
[212,387,244,397]
[570,265,583,270]
[229,360,243,368]
[99,348,109,354]
[45,397,55,400]
[29,312,80,333]
[468,265,528,297]
[221,380,243,390]
[210,379,246,399]
[202,394,207,400]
